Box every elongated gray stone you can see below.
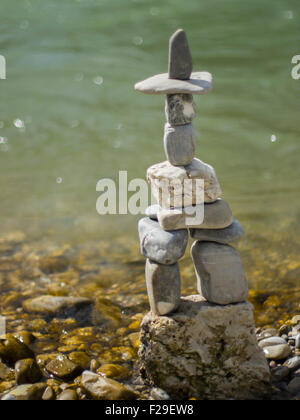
[158,200,233,231]
[134,72,213,95]
[165,94,195,126]
[191,242,249,305]
[258,337,287,349]
[138,217,188,265]
[168,29,193,80]
[147,158,222,209]
[190,219,244,244]
[164,123,195,166]
[146,259,181,316]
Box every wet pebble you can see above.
[15,359,42,385]
[283,356,300,372]
[97,364,130,380]
[13,331,37,347]
[1,383,47,401]
[57,389,78,400]
[90,359,100,373]
[257,328,279,341]
[0,362,12,381]
[39,256,70,274]
[258,337,287,349]
[46,355,81,381]
[42,386,56,401]
[271,366,290,382]
[287,377,300,395]
[81,371,137,400]
[23,295,92,317]
[68,352,91,370]
[279,325,292,336]
[0,334,34,363]
[264,344,292,360]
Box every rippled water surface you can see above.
[0,0,300,321]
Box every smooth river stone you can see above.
[146,259,181,316]
[158,200,233,231]
[23,295,92,317]
[283,356,300,371]
[164,123,196,166]
[165,95,196,126]
[138,218,188,265]
[191,242,248,305]
[81,371,137,400]
[15,359,42,385]
[134,72,213,95]
[1,384,47,401]
[190,219,244,244]
[45,354,82,381]
[258,337,287,349]
[263,344,292,361]
[147,158,222,209]
[168,29,193,80]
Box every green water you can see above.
[0,0,300,293]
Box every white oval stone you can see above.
[135,72,213,95]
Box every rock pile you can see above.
[136,29,271,399]
[136,29,247,316]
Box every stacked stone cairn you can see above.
[136,29,248,315]
[135,30,271,400]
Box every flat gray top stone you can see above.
[168,29,193,80]
[135,72,213,95]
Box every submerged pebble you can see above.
[42,386,56,401]
[97,364,130,380]
[0,232,299,401]
[46,355,82,381]
[1,383,47,401]
[57,389,78,400]
[15,359,42,385]
[23,295,93,317]
[0,362,12,381]
[0,334,34,363]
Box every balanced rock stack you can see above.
[135,30,271,399]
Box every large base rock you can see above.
[139,295,271,400]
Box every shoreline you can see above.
[0,230,299,400]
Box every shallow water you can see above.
[0,0,300,315]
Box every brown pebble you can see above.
[15,359,42,385]
[90,359,99,373]
[13,331,36,347]
[57,390,78,400]
[42,386,56,401]
[0,334,34,364]
[279,325,292,337]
